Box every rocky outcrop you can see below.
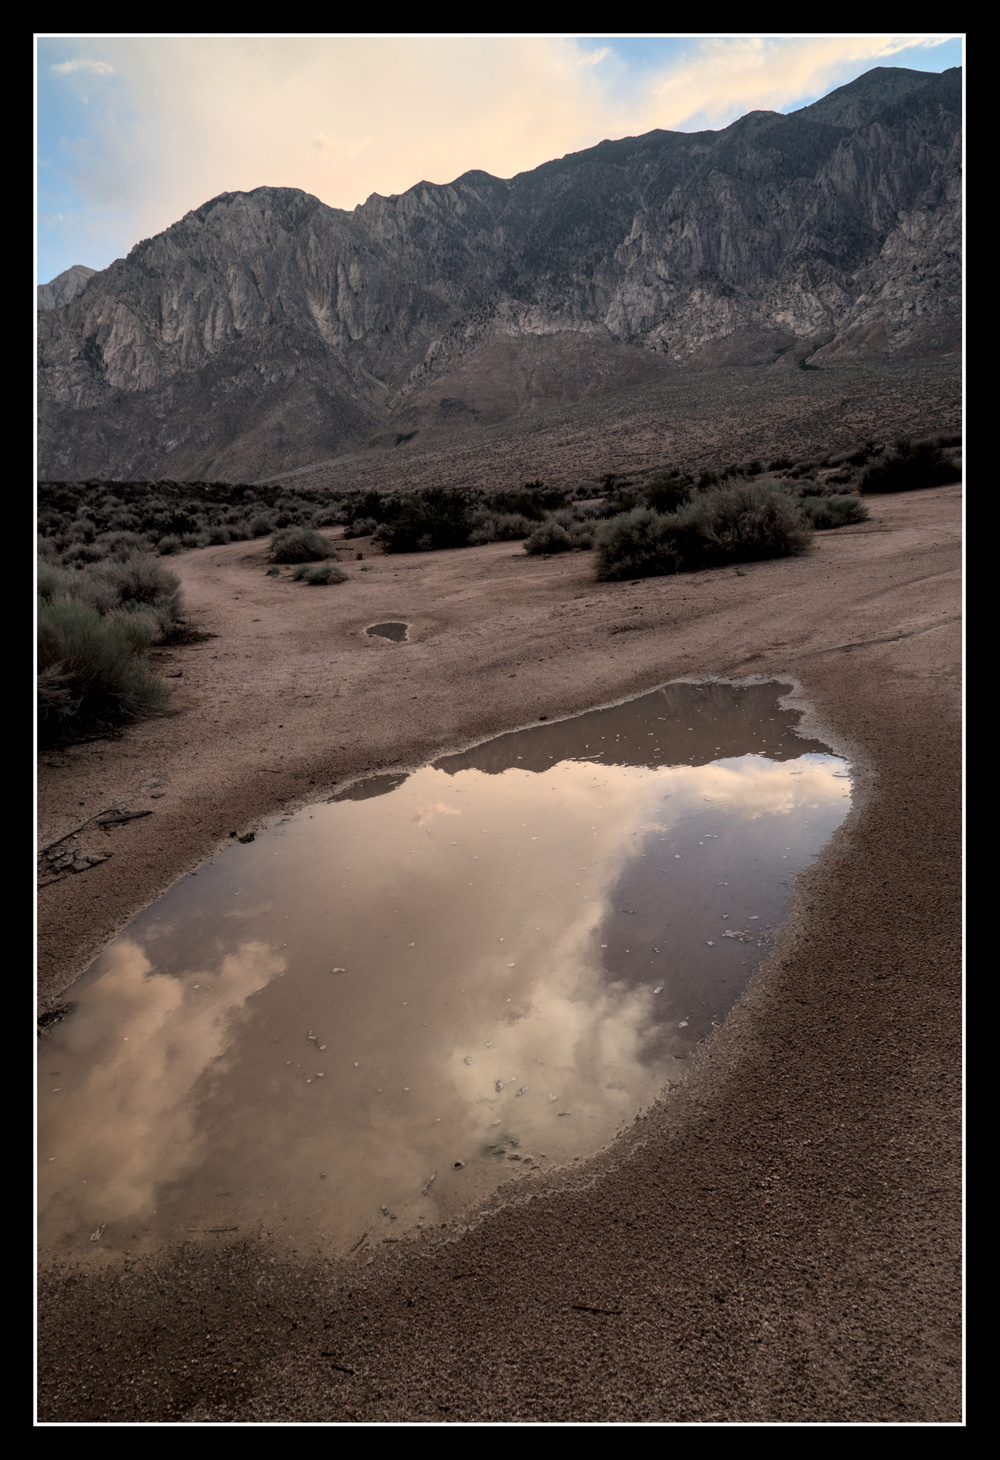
[37,65,960,480]
[37,264,97,311]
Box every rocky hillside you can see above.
[37,264,97,311]
[37,65,961,481]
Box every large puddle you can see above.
[38,681,851,1263]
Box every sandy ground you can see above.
[37,483,962,1423]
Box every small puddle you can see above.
[366,622,409,642]
[38,681,851,1262]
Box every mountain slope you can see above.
[37,66,961,480]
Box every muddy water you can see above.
[37,682,851,1262]
[366,622,409,642]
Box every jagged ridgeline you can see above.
[38,66,961,482]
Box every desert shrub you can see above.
[488,485,568,520]
[645,472,692,515]
[376,489,472,553]
[37,561,77,604]
[859,438,961,494]
[290,561,347,585]
[567,520,596,550]
[310,506,345,528]
[270,526,331,562]
[687,479,811,564]
[66,519,97,544]
[594,508,682,579]
[523,521,576,555]
[599,483,643,517]
[343,517,380,539]
[787,479,835,498]
[846,440,880,468]
[249,513,275,537]
[62,541,109,566]
[156,534,185,555]
[96,552,182,615]
[37,599,167,743]
[95,530,153,559]
[528,520,571,554]
[596,481,811,581]
[546,507,578,529]
[106,508,140,531]
[37,562,120,616]
[469,508,534,545]
[798,495,870,530]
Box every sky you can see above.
[35,33,964,286]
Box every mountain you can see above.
[37,264,97,311]
[37,66,961,481]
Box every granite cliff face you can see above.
[37,65,960,480]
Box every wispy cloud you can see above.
[50,58,115,76]
[646,34,960,129]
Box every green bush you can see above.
[37,599,168,743]
[270,526,331,562]
[798,495,870,530]
[860,439,961,494]
[290,561,347,585]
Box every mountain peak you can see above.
[794,64,957,127]
[37,264,97,311]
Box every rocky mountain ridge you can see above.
[37,264,97,311]
[37,65,961,480]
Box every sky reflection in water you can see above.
[38,682,851,1259]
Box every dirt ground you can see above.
[37,481,963,1423]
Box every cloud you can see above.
[647,34,960,130]
[37,937,286,1239]
[50,58,114,76]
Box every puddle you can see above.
[37,681,851,1263]
[366,622,409,642]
